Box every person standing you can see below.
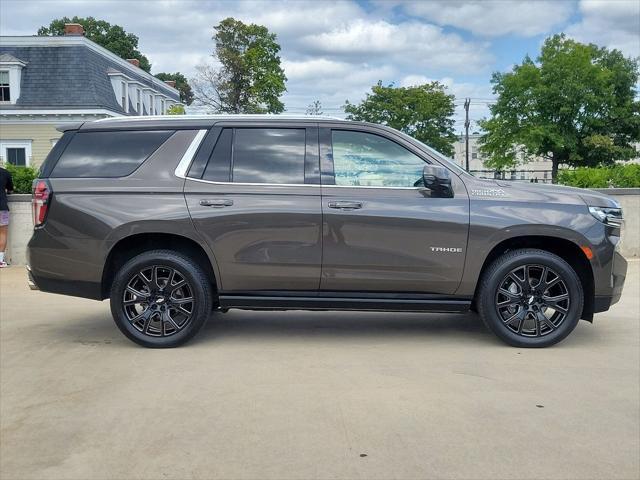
[0,166,14,268]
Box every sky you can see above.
[1,0,638,132]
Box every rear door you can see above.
[319,126,469,295]
[183,122,322,292]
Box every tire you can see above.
[110,250,213,348]
[477,248,584,348]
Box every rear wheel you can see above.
[110,250,213,348]
[477,249,584,348]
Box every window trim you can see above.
[0,70,10,103]
[322,127,433,190]
[0,139,32,166]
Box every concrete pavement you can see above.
[1,262,639,480]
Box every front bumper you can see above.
[593,250,627,313]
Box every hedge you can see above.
[558,164,640,188]
[4,163,39,194]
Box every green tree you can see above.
[479,34,640,181]
[154,72,194,105]
[306,100,323,115]
[167,104,186,115]
[38,16,151,72]
[344,82,457,156]
[192,18,287,113]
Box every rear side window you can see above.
[232,128,305,184]
[202,128,232,182]
[51,130,173,178]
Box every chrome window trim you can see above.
[174,129,208,178]
[183,177,421,190]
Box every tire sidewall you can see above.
[110,251,211,348]
[480,250,583,347]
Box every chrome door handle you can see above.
[328,201,363,210]
[200,199,233,207]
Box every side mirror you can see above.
[422,165,453,198]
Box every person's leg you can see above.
[0,211,9,266]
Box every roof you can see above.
[0,36,180,112]
[64,114,355,131]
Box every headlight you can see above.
[589,206,623,226]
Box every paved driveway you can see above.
[1,262,638,480]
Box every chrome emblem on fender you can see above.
[471,188,507,197]
[430,247,463,253]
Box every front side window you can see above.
[331,130,426,187]
[0,71,9,102]
[232,128,306,184]
[52,130,173,178]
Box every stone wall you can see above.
[4,190,639,266]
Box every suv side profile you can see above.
[28,116,627,348]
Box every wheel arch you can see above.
[101,232,219,300]
[472,235,595,321]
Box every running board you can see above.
[218,295,471,313]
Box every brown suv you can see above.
[27,116,627,348]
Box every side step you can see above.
[218,294,471,313]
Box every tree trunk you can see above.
[551,156,559,184]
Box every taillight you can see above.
[32,179,51,227]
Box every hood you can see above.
[493,180,619,208]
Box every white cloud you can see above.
[301,19,493,72]
[388,0,575,37]
[566,0,640,57]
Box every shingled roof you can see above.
[0,37,180,113]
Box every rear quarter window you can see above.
[51,130,174,178]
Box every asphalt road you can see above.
[1,262,638,480]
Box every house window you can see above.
[149,94,154,115]
[6,147,26,166]
[0,140,32,166]
[121,81,128,111]
[471,153,478,159]
[161,99,165,114]
[136,89,141,114]
[0,71,9,102]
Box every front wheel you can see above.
[477,249,584,348]
[110,250,213,348]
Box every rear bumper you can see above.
[26,266,39,290]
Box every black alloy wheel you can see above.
[478,248,583,348]
[495,264,570,337]
[110,250,213,348]
[123,265,195,337]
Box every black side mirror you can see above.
[422,165,453,198]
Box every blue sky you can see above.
[1,0,638,131]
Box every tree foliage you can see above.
[344,82,457,157]
[479,34,640,181]
[306,100,323,115]
[38,16,151,72]
[167,104,186,115]
[154,72,194,105]
[192,18,287,113]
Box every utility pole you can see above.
[464,97,471,172]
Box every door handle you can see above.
[328,201,363,210]
[200,199,233,207]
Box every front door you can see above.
[184,124,322,292]
[320,127,469,295]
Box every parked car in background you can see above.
[27,116,627,348]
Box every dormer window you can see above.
[0,71,9,101]
[121,81,128,112]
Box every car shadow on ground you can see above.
[54,308,599,348]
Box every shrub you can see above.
[558,164,640,188]
[3,163,39,194]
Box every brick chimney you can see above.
[64,23,85,36]
[164,80,177,88]
[126,58,140,68]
